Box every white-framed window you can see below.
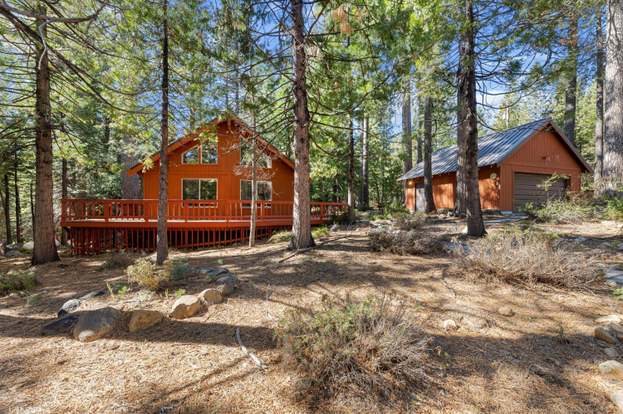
[182,178,217,200]
[181,139,218,165]
[240,180,272,201]
[240,139,272,168]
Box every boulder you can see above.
[595,326,618,344]
[609,388,623,414]
[41,314,80,336]
[198,288,223,305]
[599,360,623,380]
[605,348,619,359]
[79,289,106,301]
[57,298,81,317]
[463,316,488,331]
[198,267,230,279]
[128,309,164,333]
[21,241,34,251]
[497,306,515,317]
[596,315,623,325]
[73,307,122,342]
[606,266,623,287]
[442,319,458,331]
[215,274,238,296]
[169,295,203,319]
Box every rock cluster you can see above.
[594,314,623,413]
[169,270,238,319]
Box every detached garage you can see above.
[399,118,592,212]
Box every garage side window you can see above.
[182,147,199,164]
[182,179,217,200]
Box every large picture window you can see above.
[240,139,272,168]
[182,179,217,200]
[240,180,272,201]
[181,139,218,165]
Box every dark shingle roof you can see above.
[398,118,589,180]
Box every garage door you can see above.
[513,173,567,211]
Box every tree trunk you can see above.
[60,158,68,245]
[156,0,170,265]
[563,17,579,144]
[3,174,11,245]
[360,116,369,210]
[457,0,485,236]
[29,181,34,240]
[347,116,355,223]
[249,130,257,248]
[402,83,413,174]
[603,0,623,192]
[289,0,314,250]
[32,10,59,264]
[415,89,422,164]
[595,6,605,182]
[14,155,21,244]
[423,96,436,213]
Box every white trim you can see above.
[181,178,218,200]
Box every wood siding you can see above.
[141,123,294,202]
[498,129,582,211]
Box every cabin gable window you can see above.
[240,139,272,168]
[240,180,272,201]
[182,178,217,200]
[181,139,218,165]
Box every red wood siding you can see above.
[140,123,294,202]
[498,130,582,211]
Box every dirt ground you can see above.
[1,219,622,414]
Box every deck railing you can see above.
[61,198,347,225]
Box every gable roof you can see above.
[128,114,294,176]
[398,118,592,180]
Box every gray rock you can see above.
[198,288,223,305]
[618,242,623,252]
[73,307,122,342]
[596,326,618,344]
[605,348,619,359]
[215,274,238,296]
[79,289,106,301]
[330,224,339,232]
[198,267,230,279]
[57,299,81,317]
[442,319,458,331]
[606,266,623,287]
[609,388,623,414]
[599,360,623,380]
[41,314,80,336]
[596,315,623,325]
[169,295,203,319]
[463,316,488,331]
[21,241,34,251]
[127,309,163,333]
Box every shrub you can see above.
[0,269,38,295]
[369,228,448,255]
[126,258,169,291]
[522,199,594,224]
[165,258,192,281]
[276,296,434,407]
[269,230,292,244]
[394,212,426,230]
[312,226,330,239]
[454,227,594,288]
[604,197,623,221]
[98,254,134,271]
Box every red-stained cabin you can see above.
[61,115,345,254]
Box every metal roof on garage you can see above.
[398,118,591,180]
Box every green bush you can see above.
[522,199,594,224]
[369,227,448,255]
[276,296,433,407]
[268,230,292,244]
[165,258,191,281]
[0,269,38,295]
[394,212,426,230]
[455,226,594,288]
[604,197,623,221]
[98,254,134,271]
[126,258,169,291]
[312,226,330,239]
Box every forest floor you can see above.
[0,218,622,414]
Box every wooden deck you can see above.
[61,199,346,254]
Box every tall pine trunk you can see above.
[32,9,59,264]
[360,116,369,210]
[423,96,436,212]
[595,6,605,182]
[603,0,623,192]
[457,0,485,236]
[415,91,422,164]
[14,153,21,244]
[3,174,11,245]
[347,116,355,223]
[289,0,314,249]
[156,0,170,265]
[402,83,413,174]
[249,128,258,248]
[60,158,68,245]
[563,17,579,144]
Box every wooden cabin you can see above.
[61,115,346,254]
[399,119,592,212]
